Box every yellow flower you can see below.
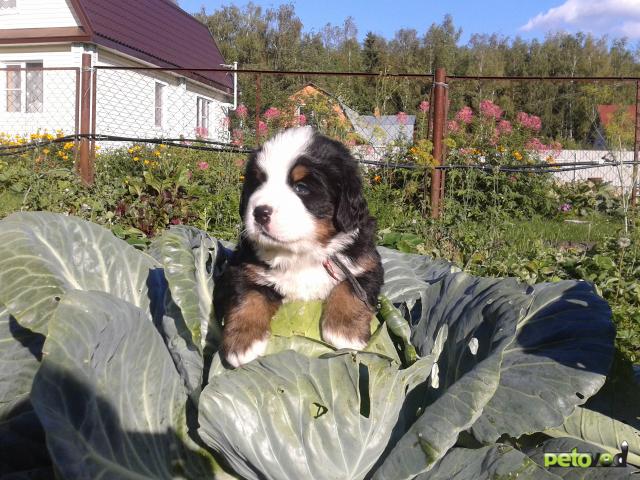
[144,159,150,165]
[239,175,245,182]
[154,150,161,157]
[497,145,506,153]
[63,142,74,150]
[513,151,523,161]
[57,151,64,158]
[62,154,69,161]
[95,145,101,151]
[374,175,382,184]
[133,156,140,162]
[42,148,50,155]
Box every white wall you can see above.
[0,0,80,29]
[94,49,232,143]
[0,45,78,137]
[552,150,636,188]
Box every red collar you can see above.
[322,259,341,281]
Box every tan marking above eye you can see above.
[290,164,309,183]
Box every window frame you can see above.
[0,0,18,15]
[3,61,44,114]
[5,64,22,113]
[154,81,166,128]
[196,96,212,138]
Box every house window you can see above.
[0,0,17,12]
[5,62,43,113]
[196,97,211,137]
[6,65,21,112]
[154,82,164,127]
[26,63,43,113]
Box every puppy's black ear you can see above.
[239,151,258,220]
[334,164,369,232]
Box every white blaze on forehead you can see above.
[246,126,317,245]
[256,126,314,180]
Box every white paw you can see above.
[226,337,268,368]
[322,329,367,351]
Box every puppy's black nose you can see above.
[253,205,273,225]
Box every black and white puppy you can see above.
[215,126,383,367]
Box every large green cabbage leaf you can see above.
[374,251,615,478]
[30,290,221,479]
[0,212,158,333]
[199,349,437,480]
[417,444,558,480]
[0,306,52,478]
[148,226,222,350]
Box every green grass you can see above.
[501,215,630,254]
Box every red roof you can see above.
[597,105,635,127]
[74,0,232,92]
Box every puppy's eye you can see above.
[293,182,310,195]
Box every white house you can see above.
[0,0,234,142]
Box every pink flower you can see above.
[171,218,182,225]
[497,120,512,134]
[236,104,248,119]
[455,106,473,124]
[447,120,460,133]
[559,203,572,212]
[419,100,430,113]
[263,107,280,120]
[396,111,408,125]
[257,120,268,136]
[526,137,548,152]
[231,129,244,146]
[479,100,503,120]
[516,112,542,132]
[197,161,209,170]
[297,114,307,126]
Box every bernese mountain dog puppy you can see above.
[215,126,383,367]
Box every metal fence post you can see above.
[79,53,94,185]
[430,67,446,219]
[632,80,639,208]
[255,73,262,144]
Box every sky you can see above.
[179,0,640,44]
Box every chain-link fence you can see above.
[1,65,639,219]
[0,67,78,140]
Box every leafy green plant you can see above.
[0,212,637,479]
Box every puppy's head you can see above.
[240,126,369,253]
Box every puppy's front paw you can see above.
[322,326,369,351]
[224,335,269,368]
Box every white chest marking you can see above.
[262,262,338,301]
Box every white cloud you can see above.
[521,0,640,39]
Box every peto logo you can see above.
[544,441,629,468]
